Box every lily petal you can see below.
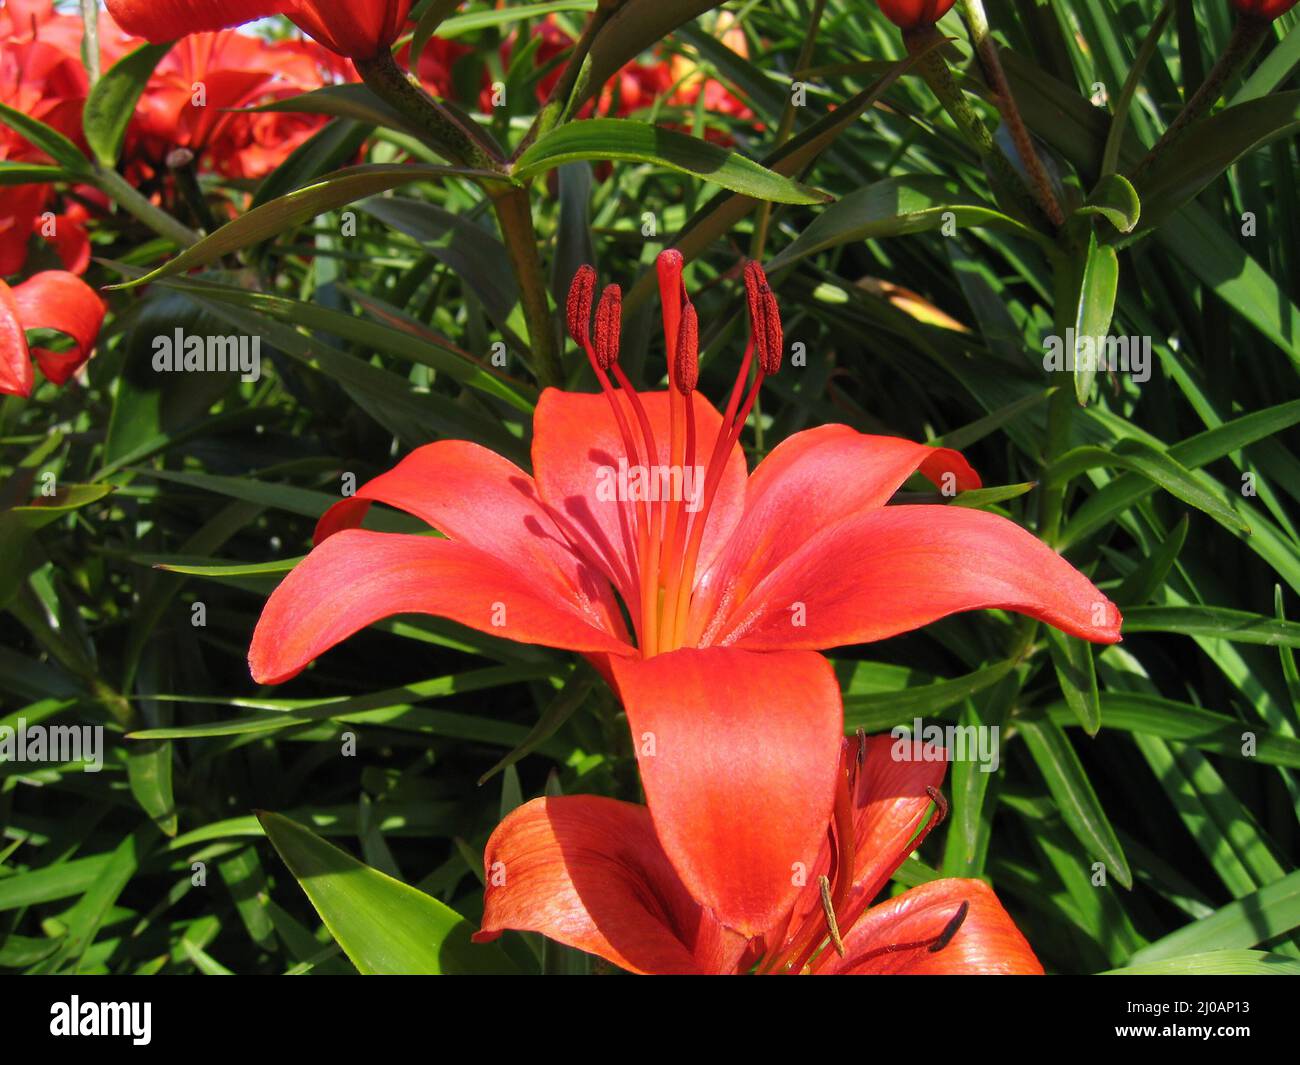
[531,388,747,609]
[13,271,105,387]
[692,425,979,643]
[608,647,843,938]
[105,0,294,40]
[475,795,744,975]
[285,0,413,60]
[315,440,628,646]
[844,735,947,926]
[817,878,1044,974]
[764,735,946,960]
[248,529,632,684]
[0,280,33,398]
[720,505,1122,650]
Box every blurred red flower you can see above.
[1232,0,1298,18]
[0,2,137,275]
[106,0,412,61]
[0,269,104,397]
[874,0,958,30]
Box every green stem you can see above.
[355,50,558,386]
[751,0,827,260]
[958,0,1063,227]
[1130,15,1270,180]
[354,50,499,170]
[903,26,1051,230]
[492,185,562,389]
[518,0,621,157]
[92,165,198,247]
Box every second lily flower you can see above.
[249,253,1121,936]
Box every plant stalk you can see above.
[92,165,198,248]
[1130,15,1271,180]
[903,25,1052,231]
[355,50,499,170]
[958,0,1064,227]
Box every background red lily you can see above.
[250,259,1121,937]
[474,735,1043,974]
[106,0,413,61]
[0,270,105,398]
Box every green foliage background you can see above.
[2,0,1300,975]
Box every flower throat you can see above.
[565,252,783,657]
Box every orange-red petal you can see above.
[248,529,632,684]
[691,425,979,643]
[719,505,1122,650]
[817,878,1044,974]
[0,280,33,398]
[105,0,294,40]
[608,647,843,938]
[475,795,744,974]
[314,439,629,647]
[13,271,105,387]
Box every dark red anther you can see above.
[675,299,699,394]
[927,901,970,953]
[567,265,596,348]
[744,260,783,375]
[594,283,622,370]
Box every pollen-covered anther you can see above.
[594,283,622,370]
[566,264,596,348]
[744,260,784,375]
[674,299,699,394]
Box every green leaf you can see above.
[1121,605,1300,646]
[127,742,177,838]
[1016,716,1132,889]
[0,100,90,175]
[1077,173,1141,234]
[1114,514,1189,606]
[107,164,509,290]
[478,665,598,785]
[251,118,375,209]
[6,484,114,531]
[1064,231,1120,404]
[0,161,67,186]
[1062,399,1300,547]
[767,176,1053,273]
[83,41,173,167]
[843,658,1017,732]
[1134,91,1300,233]
[1129,868,1300,964]
[1046,628,1102,735]
[949,481,1037,509]
[513,119,830,205]
[1049,439,1251,537]
[439,0,594,36]
[1101,950,1300,975]
[257,811,517,974]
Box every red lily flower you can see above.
[0,5,139,275]
[105,0,413,61]
[874,0,958,30]
[249,252,1121,936]
[1232,0,1298,19]
[0,270,105,397]
[474,734,1043,975]
[134,30,337,180]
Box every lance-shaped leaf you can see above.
[107,164,511,290]
[513,119,830,205]
[83,41,174,167]
[258,811,518,974]
[766,176,1054,274]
